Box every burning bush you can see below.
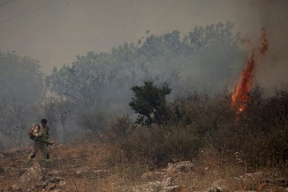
[106,85,288,169]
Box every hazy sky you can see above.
[0,0,287,89]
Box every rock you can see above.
[167,161,194,175]
[163,177,175,186]
[19,163,45,183]
[212,179,229,189]
[76,166,109,178]
[58,180,66,187]
[18,162,65,191]
[7,184,22,192]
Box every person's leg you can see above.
[40,143,50,162]
[28,142,40,158]
[27,142,40,164]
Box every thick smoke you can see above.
[236,0,288,92]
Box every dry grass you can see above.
[46,142,150,191]
[166,146,288,191]
[1,141,288,192]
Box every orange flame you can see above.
[231,28,269,114]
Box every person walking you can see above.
[27,118,51,164]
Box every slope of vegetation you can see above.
[107,83,288,170]
[0,21,288,191]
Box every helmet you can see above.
[41,119,47,123]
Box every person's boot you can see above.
[45,154,50,164]
[44,158,51,167]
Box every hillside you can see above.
[1,141,288,192]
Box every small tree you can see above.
[129,81,171,126]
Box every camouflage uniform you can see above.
[28,119,50,162]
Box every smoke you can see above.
[231,29,269,113]
[235,0,288,92]
[0,0,287,88]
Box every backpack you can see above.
[29,125,39,139]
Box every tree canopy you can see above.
[47,22,243,115]
[129,81,171,126]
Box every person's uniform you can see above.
[28,119,50,163]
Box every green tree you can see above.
[129,81,171,126]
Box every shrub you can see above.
[108,124,201,167]
[107,85,288,170]
[105,115,133,144]
[129,81,171,126]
